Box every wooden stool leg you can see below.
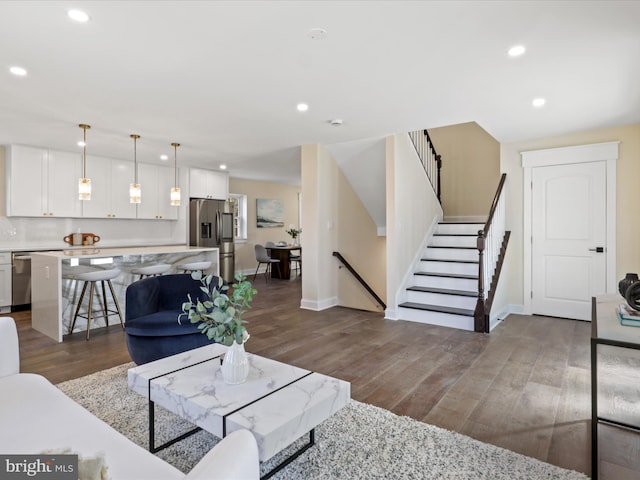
[101,280,109,327]
[86,282,95,341]
[70,281,88,335]
[106,280,124,329]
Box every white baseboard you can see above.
[300,297,339,311]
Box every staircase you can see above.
[398,221,482,331]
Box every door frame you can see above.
[522,141,618,316]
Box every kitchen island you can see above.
[31,245,219,342]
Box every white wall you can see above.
[386,133,443,319]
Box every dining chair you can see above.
[289,252,302,277]
[265,241,276,254]
[253,244,281,282]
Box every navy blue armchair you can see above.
[125,273,220,365]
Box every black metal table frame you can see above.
[145,355,316,480]
[591,334,640,479]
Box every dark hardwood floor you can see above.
[9,275,635,478]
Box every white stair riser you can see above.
[430,235,476,248]
[412,275,477,291]
[436,224,483,235]
[418,260,478,275]
[397,307,475,331]
[423,248,478,262]
[418,261,478,275]
[405,291,476,309]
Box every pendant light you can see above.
[170,142,181,206]
[129,134,141,203]
[78,124,91,200]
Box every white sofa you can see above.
[0,316,259,480]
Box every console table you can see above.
[591,294,640,479]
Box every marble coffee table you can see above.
[128,343,350,479]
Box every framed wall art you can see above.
[256,198,284,228]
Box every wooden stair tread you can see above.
[433,233,478,237]
[427,245,476,250]
[421,258,478,264]
[407,286,477,297]
[414,272,477,280]
[399,302,474,317]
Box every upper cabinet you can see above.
[81,155,137,219]
[5,144,181,220]
[6,145,82,217]
[189,168,228,200]
[136,163,178,220]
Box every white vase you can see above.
[221,340,249,384]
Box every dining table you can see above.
[267,245,301,280]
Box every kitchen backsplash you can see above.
[0,214,187,250]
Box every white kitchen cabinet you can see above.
[0,252,11,313]
[6,145,82,217]
[189,168,228,200]
[81,155,137,219]
[136,163,178,220]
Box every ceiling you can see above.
[1,1,639,186]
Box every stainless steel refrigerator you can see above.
[189,198,235,283]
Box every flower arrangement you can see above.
[285,225,302,240]
[178,272,257,346]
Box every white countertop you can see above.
[0,243,187,253]
[32,245,218,259]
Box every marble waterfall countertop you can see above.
[31,245,220,342]
[35,244,216,258]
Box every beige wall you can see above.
[300,144,338,309]
[429,121,500,218]
[228,178,300,275]
[336,162,386,311]
[300,143,386,311]
[501,123,640,308]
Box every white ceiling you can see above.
[1,1,639,187]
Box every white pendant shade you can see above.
[129,182,141,204]
[170,187,181,206]
[130,134,141,203]
[170,142,180,206]
[78,124,91,201]
[78,178,91,201]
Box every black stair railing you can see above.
[332,252,386,309]
[408,129,442,202]
[475,173,509,333]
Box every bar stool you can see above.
[69,269,123,340]
[130,263,171,280]
[176,261,212,274]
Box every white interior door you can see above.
[531,161,607,321]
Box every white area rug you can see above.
[57,363,589,480]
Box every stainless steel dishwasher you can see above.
[12,252,34,310]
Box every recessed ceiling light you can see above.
[296,103,309,112]
[532,98,546,107]
[68,9,90,22]
[9,66,27,76]
[160,154,168,161]
[329,119,343,126]
[77,141,86,147]
[508,45,526,57]
[219,164,227,170]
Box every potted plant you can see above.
[179,272,257,384]
[285,225,302,245]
